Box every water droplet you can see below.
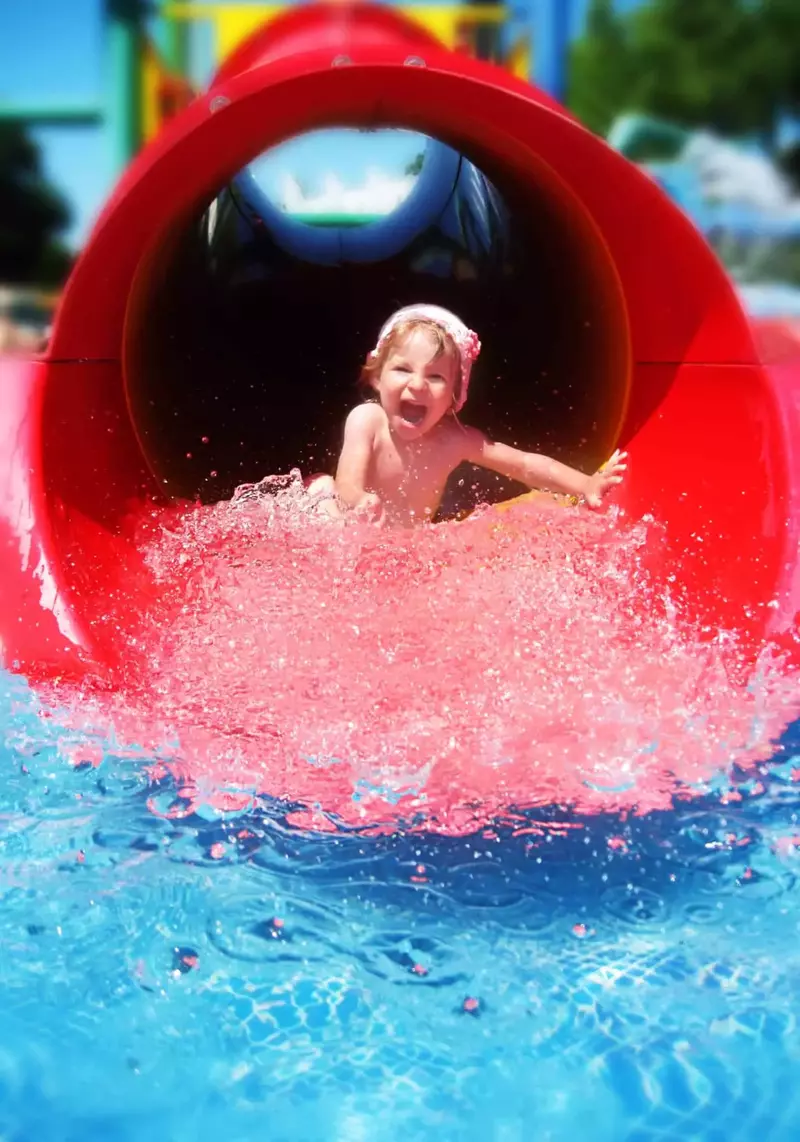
[172,946,199,974]
[601,885,668,926]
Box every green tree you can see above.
[568,0,635,136]
[746,0,800,142]
[0,122,73,285]
[404,153,424,177]
[568,0,800,146]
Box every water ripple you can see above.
[1,676,800,1139]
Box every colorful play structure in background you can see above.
[1,0,569,174]
[5,0,800,320]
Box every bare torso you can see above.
[364,406,468,525]
[327,399,624,527]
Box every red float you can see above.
[0,2,798,682]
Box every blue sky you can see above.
[0,0,640,248]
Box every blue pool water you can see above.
[2,671,800,1142]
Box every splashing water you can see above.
[43,475,799,834]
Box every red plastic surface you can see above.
[0,1,798,680]
[211,1,444,84]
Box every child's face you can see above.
[373,327,459,440]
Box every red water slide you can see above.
[0,2,798,680]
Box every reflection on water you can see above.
[1,663,800,1139]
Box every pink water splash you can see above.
[45,482,800,835]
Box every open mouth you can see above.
[399,400,427,426]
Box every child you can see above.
[307,304,627,526]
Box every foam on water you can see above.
[40,477,800,834]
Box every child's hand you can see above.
[583,449,627,509]
[352,492,385,525]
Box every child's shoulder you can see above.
[344,401,386,434]
[436,415,485,456]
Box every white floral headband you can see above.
[371,304,481,413]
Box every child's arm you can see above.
[460,428,627,507]
[334,404,384,518]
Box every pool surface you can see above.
[2,668,800,1142]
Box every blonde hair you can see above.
[360,318,462,408]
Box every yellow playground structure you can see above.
[142,2,532,145]
[3,1,567,176]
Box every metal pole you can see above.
[105,0,144,174]
[0,104,102,128]
[158,0,189,76]
[532,0,571,102]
